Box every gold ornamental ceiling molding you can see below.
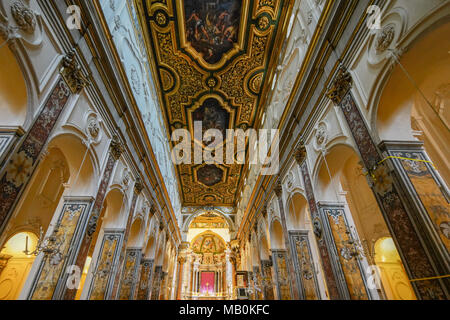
[136,0,292,208]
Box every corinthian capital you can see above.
[110,134,124,160]
[294,143,307,165]
[326,66,353,105]
[274,180,283,198]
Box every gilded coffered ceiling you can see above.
[136,0,289,207]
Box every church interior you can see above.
[0,0,448,301]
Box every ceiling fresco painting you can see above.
[191,232,227,254]
[184,0,242,64]
[192,97,230,147]
[137,0,287,207]
[190,214,229,229]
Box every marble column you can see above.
[150,266,162,300]
[0,51,84,235]
[88,230,124,300]
[260,259,275,300]
[317,203,371,300]
[63,136,124,300]
[28,199,93,300]
[136,259,154,300]
[295,148,343,300]
[111,179,145,299]
[274,182,300,299]
[326,66,448,299]
[117,248,142,300]
[288,231,321,300]
[176,256,186,300]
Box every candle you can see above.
[25,236,29,254]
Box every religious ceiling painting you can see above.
[184,0,242,65]
[192,97,231,147]
[191,232,226,254]
[190,213,229,229]
[137,0,287,207]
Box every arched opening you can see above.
[376,22,450,184]
[188,231,227,298]
[287,193,308,230]
[287,192,327,300]
[259,232,274,300]
[0,45,28,128]
[374,237,416,300]
[187,212,231,243]
[376,21,450,255]
[76,188,127,300]
[1,146,70,249]
[0,231,38,300]
[144,236,156,260]
[270,219,285,250]
[0,132,99,300]
[128,218,144,248]
[315,144,415,300]
[259,234,270,261]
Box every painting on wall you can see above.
[184,0,242,64]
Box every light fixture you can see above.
[339,225,366,261]
[24,226,66,266]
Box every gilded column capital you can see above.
[178,242,190,252]
[110,134,124,160]
[294,143,307,165]
[326,66,353,105]
[261,204,268,219]
[60,49,89,94]
[274,180,283,198]
[134,176,144,194]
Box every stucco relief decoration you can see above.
[326,66,353,105]
[315,122,328,147]
[11,1,36,34]
[60,50,89,94]
[130,65,141,95]
[375,24,395,53]
[86,114,100,140]
[285,171,294,191]
[0,10,9,38]
[121,168,131,189]
[138,0,287,206]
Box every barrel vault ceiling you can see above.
[135,0,289,207]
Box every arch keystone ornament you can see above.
[327,66,449,300]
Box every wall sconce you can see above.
[340,226,366,261]
[24,226,66,266]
